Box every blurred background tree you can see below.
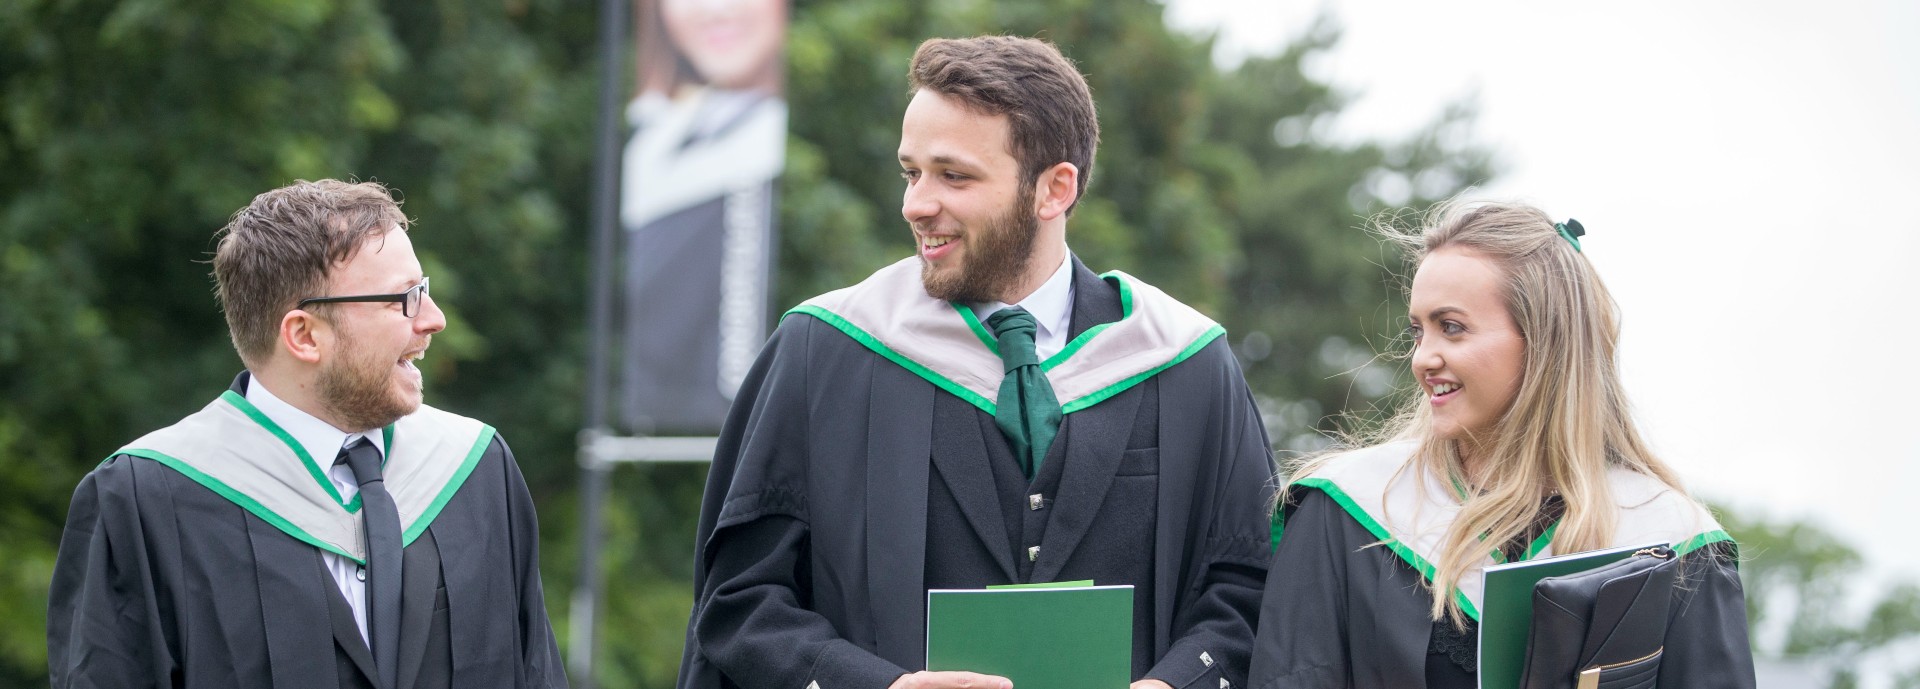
[1,0,599,683]
[1,0,1908,687]
[1721,509,1920,688]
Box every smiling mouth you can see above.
[919,233,961,261]
[1430,382,1461,398]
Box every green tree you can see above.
[0,0,598,683]
[1722,508,1920,688]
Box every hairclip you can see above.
[1554,219,1585,253]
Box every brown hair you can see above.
[909,35,1099,215]
[212,179,409,366]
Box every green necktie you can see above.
[985,307,1061,479]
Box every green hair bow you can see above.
[1555,218,1585,252]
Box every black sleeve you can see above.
[47,458,172,689]
[1248,489,1353,689]
[681,318,907,689]
[696,515,905,689]
[1658,542,1756,688]
[1149,561,1267,689]
[1146,347,1279,689]
[498,437,570,688]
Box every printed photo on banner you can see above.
[620,0,788,435]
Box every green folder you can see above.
[1477,542,1662,689]
[926,583,1132,689]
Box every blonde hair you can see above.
[1291,200,1688,627]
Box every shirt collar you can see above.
[970,251,1075,342]
[244,376,388,463]
[1022,253,1076,341]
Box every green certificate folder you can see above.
[926,584,1132,689]
[1477,542,1661,689]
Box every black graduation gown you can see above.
[1247,489,1757,689]
[676,259,1277,689]
[47,376,568,689]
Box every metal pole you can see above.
[570,0,627,684]
[568,444,612,689]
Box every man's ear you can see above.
[1032,162,1080,222]
[280,309,326,364]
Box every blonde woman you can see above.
[1248,203,1754,688]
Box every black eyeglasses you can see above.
[297,277,431,318]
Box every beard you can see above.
[919,186,1041,303]
[317,322,420,432]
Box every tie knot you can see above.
[986,307,1041,370]
[986,306,1037,339]
[337,438,384,486]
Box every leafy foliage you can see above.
[1721,509,1920,687]
[1,0,596,683]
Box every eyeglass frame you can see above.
[296,277,431,318]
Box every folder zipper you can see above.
[1575,647,1663,689]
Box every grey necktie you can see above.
[338,438,401,689]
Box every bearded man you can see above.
[676,36,1276,689]
[47,180,567,689]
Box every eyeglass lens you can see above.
[405,278,430,318]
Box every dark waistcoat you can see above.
[924,278,1164,675]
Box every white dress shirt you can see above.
[244,379,385,642]
[970,252,1076,360]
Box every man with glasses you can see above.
[47,179,567,689]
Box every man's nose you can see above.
[901,180,939,224]
[415,293,447,335]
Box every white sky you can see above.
[1164,0,1920,580]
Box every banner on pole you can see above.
[619,0,788,434]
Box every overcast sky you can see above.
[1163,0,1920,582]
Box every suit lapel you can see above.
[1029,254,1134,583]
[1064,255,1121,341]
[394,528,442,689]
[1029,384,1142,583]
[324,566,380,684]
[928,390,1019,581]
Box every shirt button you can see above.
[1029,493,1045,510]
[356,566,367,582]
[1028,545,1041,561]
